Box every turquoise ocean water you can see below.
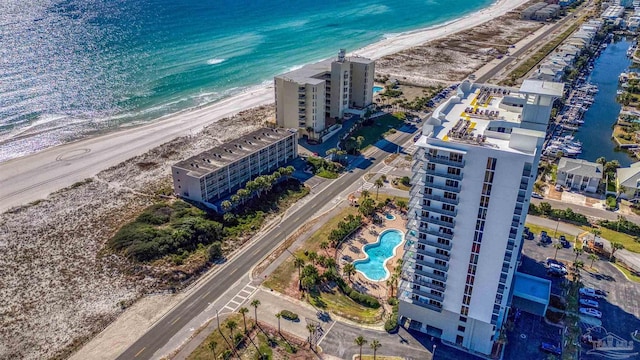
[0,0,493,161]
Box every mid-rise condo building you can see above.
[274,49,374,141]
[171,128,298,208]
[400,79,563,357]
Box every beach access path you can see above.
[0,0,529,213]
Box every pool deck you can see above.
[340,208,407,299]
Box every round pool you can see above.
[354,229,404,281]
[385,213,396,220]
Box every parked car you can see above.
[559,235,571,248]
[547,263,567,276]
[546,258,563,267]
[531,192,544,199]
[579,307,602,318]
[540,235,552,244]
[580,287,606,299]
[540,341,562,355]
[555,184,563,192]
[579,298,599,308]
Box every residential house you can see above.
[556,158,603,193]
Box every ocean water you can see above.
[0,0,493,161]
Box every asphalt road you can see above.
[116,131,417,359]
[476,7,584,84]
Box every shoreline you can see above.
[0,0,524,162]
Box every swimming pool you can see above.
[373,85,383,94]
[385,213,396,220]
[354,229,404,281]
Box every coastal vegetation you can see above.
[306,155,342,179]
[108,173,308,266]
[528,202,589,226]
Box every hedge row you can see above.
[337,280,380,309]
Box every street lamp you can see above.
[432,344,437,357]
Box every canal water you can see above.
[575,38,635,166]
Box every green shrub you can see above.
[388,297,398,306]
[209,242,223,261]
[384,314,398,332]
[606,195,617,210]
[280,310,299,321]
[337,279,380,308]
[400,176,410,186]
[599,217,640,237]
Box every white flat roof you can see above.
[520,79,564,97]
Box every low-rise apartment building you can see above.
[556,158,603,193]
[171,128,298,208]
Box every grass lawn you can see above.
[308,291,383,324]
[581,226,640,254]
[392,181,411,191]
[613,125,635,145]
[352,114,404,150]
[187,314,255,360]
[613,263,640,283]
[525,223,575,242]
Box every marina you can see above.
[544,37,635,166]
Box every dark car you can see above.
[541,341,562,355]
[540,235,552,244]
[559,235,571,248]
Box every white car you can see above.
[579,298,599,308]
[531,192,544,199]
[579,307,602,318]
[580,287,606,299]
[548,263,567,275]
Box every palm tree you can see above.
[307,323,316,347]
[588,253,599,269]
[388,274,398,297]
[343,263,356,283]
[356,135,365,151]
[370,339,382,360]
[294,257,305,290]
[221,200,232,212]
[308,251,318,265]
[226,320,238,340]
[374,178,384,199]
[354,336,367,360]
[326,148,338,161]
[237,188,250,205]
[610,242,624,261]
[251,299,261,324]
[596,156,607,166]
[230,194,240,206]
[320,241,330,255]
[396,199,408,214]
[361,189,371,199]
[306,126,315,139]
[553,242,563,260]
[238,307,249,334]
[573,247,584,262]
[275,312,282,333]
[208,340,218,359]
[571,260,585,283]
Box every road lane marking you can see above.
[134,347,146,358]
[171,316,181,325]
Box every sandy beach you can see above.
[0,0,528,213]
[0,0,535,359]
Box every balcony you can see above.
[424,180,461,193]
[422,192,459,205]
[411,160,425,173]
[409,199,457,217]
[412,213,455,229]
[399,291,443,312]
[417,247,450,262]
[413,277,446,292]
[412,254,449,272]
[425,167,463,181]
[426,153,465,168]
[400,280,444,302]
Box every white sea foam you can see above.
[206,58,225,65]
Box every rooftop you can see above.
[275,53,373,84]
[617,162,640,188]
[558,158,603,179]
[420,82,539,153]
[173,128,296,177]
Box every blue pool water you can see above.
[354,229,404,281]
[385,213,395,220]
[373,85,384,94]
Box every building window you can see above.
[459,316,467,323]
[456,335,464,345]
[458,325,466,333]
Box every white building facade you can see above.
[400,80,563,357]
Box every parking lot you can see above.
[518,232,640,359]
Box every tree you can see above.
[226,320,238,340]
[230,194,240,206]
[307,323,316,347]
[354,336,368,360]
[374,179,384,200]
[596,157,606,166]
[553,242,563,260]
[326,148,338,161]
[359,197,376,218]
[208,340,218,360]
[308,251,318,265]
[380,174,387,182]
[239,307,249,334]
[539,202,552,216]
[343,263,356,283]
[610,242,624,261]
[370,339,382,360]
[396,199,408,213]
[209,242,223,261]
[356,136,365,151]
[221,200,232,212]
[294,257,305,290]
[588,253,599,269]
[320,241,330,255]
[251,299,260,324]
[361,189,370,199]
[237,188,250,205]
[571,260,584,283]
[573,247,583,262]
[306,126,315,139]
[275,312,282,333]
